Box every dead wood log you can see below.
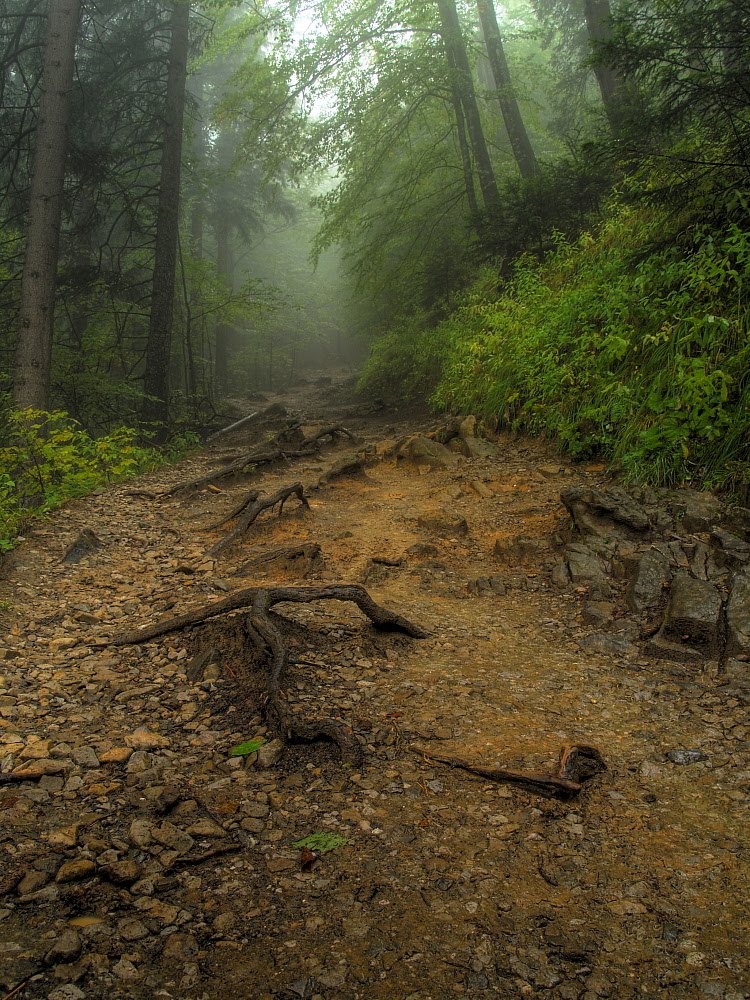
[205,411,259,442]
[111,585,425,764]
[413,743,606,800]
[207,483,309,556]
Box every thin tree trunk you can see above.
[214,202,234,395]
[142,1,190,429]
[476,0,538,179]
[437,0,500,215]
[13,0,81,410]
[445,44,479,214]
[583,0,627,132]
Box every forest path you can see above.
[0,373,748,1000]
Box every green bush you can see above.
[362,200,750,487]
[0,409,198,551]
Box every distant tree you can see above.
[582,0,628,131]
[476,0,538,179]
[142,0,190,428]
[13,0,81,408]
[437,0,500,214]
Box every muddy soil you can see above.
[1,374,748,1000]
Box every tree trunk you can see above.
[436,0,500,215]
[583,0,627,131]
[13,0,81,410]
[476,0,538,180]
[445,44,479,214]
[142,1,190,430]
[214,200,234,395]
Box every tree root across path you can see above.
[413,744,606,800]
[158,423,357,497]
[207,482,309,556]
[111,585,427,764]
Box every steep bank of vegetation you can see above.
[361,182,750,488]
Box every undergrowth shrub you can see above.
[0,409,198,550]
[362,200,750,487]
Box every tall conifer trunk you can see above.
[437,0,500,215]
[13,0,81,410]
[583,0,627,131]
[142,1,190,429]
[476,0,538,179]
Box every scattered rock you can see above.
[44,930,82,966]
[256,739,284,769]
[561,486,650,537]
[55,860,96,884]
[62,528,102,564]
[726,569,750,658]
[397,435,462,470]
[417,511,469,537]
[666,750,709,765]
[125,727,170,750]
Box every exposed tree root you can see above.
[111,585,426,764]
[234,543,322,577]
[412,743,606,800]
[112,584,427,646]
[156,423,357,497]
[207,482,309,556]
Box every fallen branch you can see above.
[207,482,309,556]
[412,744,606,800]
[161,843,242,873]
[110,585,426,765]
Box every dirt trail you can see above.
[1,374,748,1000]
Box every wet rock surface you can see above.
[0,375,748,1000]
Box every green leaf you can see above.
[229,737,266,756]
[292,832,349,855]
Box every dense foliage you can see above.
[0,409,197,550]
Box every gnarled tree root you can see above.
[207,482,309,556]
[111,585,426,764]
[158,423,357,497]
[413,743,606,800]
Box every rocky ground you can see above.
[1,374,748,1000]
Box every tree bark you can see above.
[445,44,479,214]
[13,0,81,410]
[436,0,500,215]
[583,0,627,132]
[142,1,190,430]
[476,0,538,180]
[214,199,234,394]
